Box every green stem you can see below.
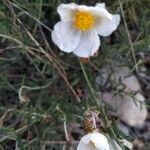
[79,60,100,108]
[79,59,125,149]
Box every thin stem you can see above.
[0,34,23,46]
[63,115,69,142]
[79,59,125,149]
[79,59,109,124]
[11,2,52,32]
[18,78,57,103]
[79,60,100,109]
[119,0,138,73]
[17,18,81,102]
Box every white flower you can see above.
[52,3,120,57]
[77,131,110,150]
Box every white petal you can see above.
[73,30,100,57]
[77,133,93,150]
[73,4,111,21]
[77,141,92,150]
[90,133,110,150]
[96,14,120,37]
[80,133,92,145]
[52,22,81,53]
[95,3,106,8]
[77,132,110,150]
[57,3,77,22]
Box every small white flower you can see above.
[52,3,120,57]
[77,131,110,150]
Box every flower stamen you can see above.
[74,11,94,31]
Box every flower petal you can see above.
[95,3,106,8]
[77,133,95,150]
[77,142,92,150]
[95,14,120,37]
[90,133,110,150]
[73,30,100,57]
[77,132,110,150]
[79,133,92,145]
[57,3,77,22]
[77,5,112,20]
[52,21,81,53]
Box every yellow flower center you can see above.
[74,11,94,31]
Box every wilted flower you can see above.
[52,3,120,57]
[77,131,110,150]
